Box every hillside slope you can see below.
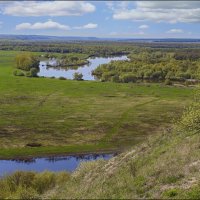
[50,92,200,199]
[0,91,199,199]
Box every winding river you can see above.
[38,55,129,80]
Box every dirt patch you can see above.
[26,143,42,147]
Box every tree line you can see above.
[92,49,200,84]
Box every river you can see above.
[37,55,128,80]
[0,153,114,176]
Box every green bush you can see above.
[73,72,83,81]
[59,77,66,80]
[177,102,200,133]
[120,74,137,83]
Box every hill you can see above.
[0,34,200,43]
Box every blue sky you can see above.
[0,1,199,38]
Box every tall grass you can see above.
[0,171,69,199]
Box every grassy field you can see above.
[0,50,194,158]
[1,99,199,199]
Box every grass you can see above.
[0,50,194,158]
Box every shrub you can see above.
[30,68,38,77]
[120,74,137,83]
[59,77,66,80]
[177,102,200,133]
[73,72,83,81]
[13,70,25,76]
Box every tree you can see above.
[15,53,39,71]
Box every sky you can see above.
[0,1,199,38]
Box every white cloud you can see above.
[16,20,70,31]
[106,1,129,11]
[167,29,184,33]
[139,24,149,29]
[83,23,98,29]
[3,1,95,16]
[111,1,200,23]
[74,23,98,29]
[16,21,98,31]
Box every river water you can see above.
[37,55,128,80]
[0,153,114,176]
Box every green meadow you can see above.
[0,50,194,158]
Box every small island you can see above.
[44,53,90,69]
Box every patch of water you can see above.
[38,55,129,80]
[0,153,114,176]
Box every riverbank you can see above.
[0,144,119,160]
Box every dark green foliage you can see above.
[58,77,66,80]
